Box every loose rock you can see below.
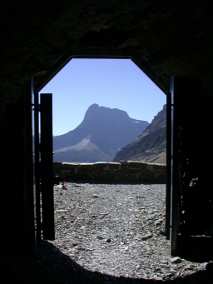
[170,257,182,264]
[141,233,153,240]
[52,183,206,280]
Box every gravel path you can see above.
[51,183,206,281]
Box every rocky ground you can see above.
[50,183,207,281]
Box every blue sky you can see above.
[40,59,166,136]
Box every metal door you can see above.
[33,90,55,241]
[167,76,213,257]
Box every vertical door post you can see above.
[40,93,55,240]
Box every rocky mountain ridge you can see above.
[53,104,149,162]
[114,105,166,164]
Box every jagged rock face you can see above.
[114,105,166,164]
[53,104,149,162]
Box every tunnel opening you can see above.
[33,58,207,280]
[39,57,170,279]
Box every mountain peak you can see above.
[87,103,99,110]
[53,104,149,163]
[84,104,130,122]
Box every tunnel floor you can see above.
[50,183,206,281]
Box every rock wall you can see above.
[54,161,166,184]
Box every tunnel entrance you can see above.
[32,59,210,280]
[37,58,178,279]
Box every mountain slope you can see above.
[114,105,166,164]
[53,104,149,162]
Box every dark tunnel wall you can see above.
[0,83,34,256]
[0,2,211,256]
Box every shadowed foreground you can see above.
[1,240,213,284]
[1,184,212,283]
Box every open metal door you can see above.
[33,91,55,241]
[167,76,194,255]
[40,93,55,240]
[167,76,213,258]
[165,78,172,240]
[169,76,182,255]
